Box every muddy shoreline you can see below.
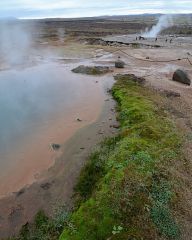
[0,73,118,238]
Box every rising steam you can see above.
[0,20,32,66]
[143,15,174,38]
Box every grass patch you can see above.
[59,75,181,239]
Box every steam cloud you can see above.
[0,20,32,66]
[57,28,65,43]
[143,15,174,38]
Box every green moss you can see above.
[60,75,181,240]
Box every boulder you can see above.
[172,69,191,85]
[72,65,112,75]
[115,60,125,68]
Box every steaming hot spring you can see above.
[0,22,114,198]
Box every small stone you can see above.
[77,118,82,122]
[115,60,125,68]
[110,124,120,129]
[51,143,61,151]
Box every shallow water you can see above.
[0,62,110,197]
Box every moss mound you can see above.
[60,75,181,240]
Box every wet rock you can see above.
[115,60,125,68]
[72,65,112,75]
[51,143,61,151]
[114,74,145,85]
[172,69,191,85]
[77,118,82,122]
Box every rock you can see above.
[51,143,61,151]
[72,65,113,75]
[172,69,191,85]
[115,60,125,68]
[77,118,82,122]
[110,124,120,129]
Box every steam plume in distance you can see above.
[143,15,174,38]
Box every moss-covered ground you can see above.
[59,75,182,240]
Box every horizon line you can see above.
[18,12,192,20]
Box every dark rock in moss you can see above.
[72,65,112,75]
[115,60,125,68]
[172,69,191,85]
[114,74,145,85]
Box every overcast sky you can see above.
[0,0,191,19]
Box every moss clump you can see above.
[60,75,181,240]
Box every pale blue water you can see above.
[0,62,89,174]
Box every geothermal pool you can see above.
[0,62,109,197]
